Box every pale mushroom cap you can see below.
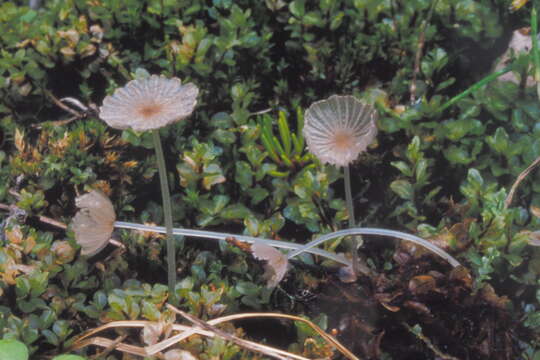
[71,190,116,256]
[303,95,378,167]
[99,75,199,131]
[251,243,289,288]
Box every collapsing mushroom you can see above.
[250,243,289,288]
[70,190,349,268]
[70,190,461,288]
[71,190,115,256]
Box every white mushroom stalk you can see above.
[285,227,461,268]
[113,220,351,266]
[99,74,199,305]
[303,95,378,276]
[72,190,461,269]
[113,221,461,268]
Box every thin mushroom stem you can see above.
[113,221,460,268]
[285,227,461,268]
[152,130,178,305]
[344,165,361,276]
[113,221,351,266]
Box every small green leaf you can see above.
[289,0,305,17]
[52,355,86,360]
[406,136,421,163]
[390,180,413,200]
[391,161,413,177]
[0,339,28,360]
[141,300,161,321]
[487,127,510,154]
[246,187,268,205]
[221,204,251,220]
[330,12,344,30]
[235,281,261,296]
[277,111,292,155]
[303,11,324,26]
[444,145,474,165]
[235,161,253,189]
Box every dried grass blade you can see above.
[72,320,152,346]
[91,334,127,359]
[167,305,309,360]
[74,336,148,357]
[504,155,540,208]
[166,305,359,360]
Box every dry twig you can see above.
[90,334,127,359]
[402,322,460,360]
[164,305,359,360]
[44,90,85,118]
[71,308,360,360]
[410,0,439,103]
[72,319,310,359]
[168,306,296,360]
[505,155,540,208]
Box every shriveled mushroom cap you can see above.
[71,190,116,256]
[251,243,289,288]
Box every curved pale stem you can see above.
[114,221,350,266]
[152,130,177,305]
[113,221,460,268]
[286,227,461,268]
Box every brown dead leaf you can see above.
[449,266,473,289]
[479,284,510,310]
[408,275,436,295]
[51,240,76,264]
[530,205,540,219]
[5,225,23,244]
[375,292,402,312]
[428,219,474,252]
[403,300,432,316]
[14,128,26,153]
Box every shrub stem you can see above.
[531,1,540,98]
[152,130,177,305]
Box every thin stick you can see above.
[31,115,78,129]
[152,130,177,305]
[168,306,290,360]
[162,306,359,360]
[44,90,85,118]
[531,1,540,99]
[72,319,311,359]
[0,202,67,229]
[410,0,438,103]
[401,322,459,360]
[91,334,127,359]
[504,155,540,208]
[74,336,148,357]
